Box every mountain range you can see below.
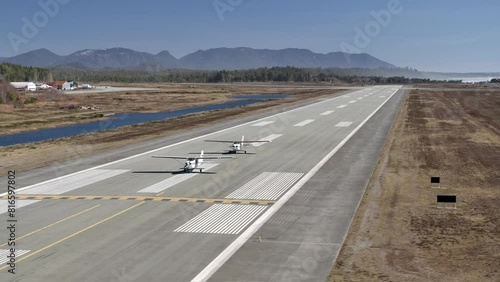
[0,47,395,71]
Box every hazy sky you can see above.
[1,0,499,72]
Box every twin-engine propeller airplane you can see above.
[204,135,270,154]
[152,150,232,173]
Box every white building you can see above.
[36,83,51,90]
[62,81,74,90]
[10,82,36,91]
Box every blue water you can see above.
[234,94,290,99]
[0,99,264,147]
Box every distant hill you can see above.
[4,48,64,67]
[2,47,394,70]
[178,47,394,70]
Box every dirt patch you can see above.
[0,88,344,176]
[330,87,500,281]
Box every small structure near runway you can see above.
[437,194,457,209]
[430,176,441,188]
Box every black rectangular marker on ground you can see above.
[437,195,456,203]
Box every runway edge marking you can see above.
[0,88,366,198]
[191,86,402,282]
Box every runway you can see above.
[0,85,405,281]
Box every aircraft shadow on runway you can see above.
[190,151,256,155]
[132,170,216,175]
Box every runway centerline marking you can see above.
[320,110,334,116]
[251,121,275,127]
[252,134,282,147]
[335,121,353,128]
[337,105,347,108]
[348,100,357,104]
[294,119,315,127]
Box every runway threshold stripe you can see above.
[225,172,304,200]
[19,169,129,195]
[137,164,219,193]
[0,249,30,265]
[0,200,40,215]
[174,204,267,234]
[294,119,315,127]
[252,134,282,147]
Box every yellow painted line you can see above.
[0,205,100,248]
[0,202,144,272]
[155,191,165,197]
[2,195,275,206]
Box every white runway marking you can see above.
[19,169,129,195]
[320,110,334,116]
[337,105,347,108]
[0,249,30,265]
[348,100,357,104]
[226,172,303,200]
[335,121,353,127]
[380,95,386,98]
[192,87,402,282]
[251,121,275,127]
[137,164,219,193]
[0,200,40,215]
[357,97,363,100]
[174,204,267,235]
[252,134,282,147]
[294,119,315,127]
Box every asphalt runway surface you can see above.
[0,85,406,281]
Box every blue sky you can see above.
[1,0,499,72]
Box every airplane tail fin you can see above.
[241,135,244,142]
[200,150,204,158]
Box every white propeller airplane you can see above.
[204,135,270,154]
[152,150,232,173]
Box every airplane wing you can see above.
[204,140,236,143]
[201,156,234,159]
[205,140,271,143]
[152,156,187,159]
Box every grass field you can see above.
[330,87,500,281]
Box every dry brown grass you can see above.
[330,88,500,281]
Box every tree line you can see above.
[0,63,52,82]
[0,62,460,85]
